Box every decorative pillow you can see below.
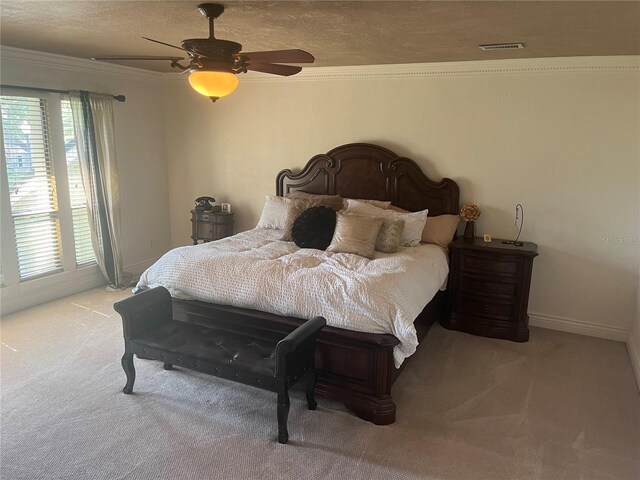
[256,195,299,230]
[290,206,337,250]
[327,212,383,259]
[346,198,391,210]
[421,214,460,248]
[345,202,428,247]
[280,199,309,241]
[375,218,405,253]
[388,204,408,213]
[285,191,345,211]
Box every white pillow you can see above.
[345,201,428,246]
[256,195,296,229]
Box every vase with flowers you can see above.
[460,203,481,241]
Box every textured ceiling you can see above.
[1,1,639,73]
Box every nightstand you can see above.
[443,237,538,342]
[190,209,234,244]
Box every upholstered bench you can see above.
[113,286,326,444]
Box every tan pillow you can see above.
[286,191,345,211]
[346,198,391,210]
[375,218,405,253]
[421,214,460,248]
[327,212,383,259]
[280,199,309,241]
[388,204,408,213]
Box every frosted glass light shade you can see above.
[188,71,239,98]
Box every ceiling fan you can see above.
[92,3,315,102]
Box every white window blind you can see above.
[0,94,95,282]
[1,95,63,280]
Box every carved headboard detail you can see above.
[276,143,459,216]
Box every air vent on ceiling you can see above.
[479,43,525,51]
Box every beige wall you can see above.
[1,47,171,311]
[630,264,640,389]
[163,56,640,339]
[2,49,637,346]
[628,181,640,389]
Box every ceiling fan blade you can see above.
[246,63,303,76]
[142,37,189,52]
[92,55,184,61]
[239,49,314,64]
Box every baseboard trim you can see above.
[1,258,159,316]
[627,334,640,393]
[528,311,628,342]
[1,266,106,316]
[124,258,158,278]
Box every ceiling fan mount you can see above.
[182,4,242,64]
[92,2,315,102]
[197,3,225,20]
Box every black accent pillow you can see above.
[291,206,337,250]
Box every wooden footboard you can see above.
[171,289,446,425]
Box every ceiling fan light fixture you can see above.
[92,3,314,103]
[188,70,238,102]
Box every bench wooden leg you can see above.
[306,370,317,410]
[121,353,135,394]
[277,390,290,444]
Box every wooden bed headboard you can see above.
[276,143,459,216]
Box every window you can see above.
[0,93,95,283]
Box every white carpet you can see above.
[1,287,639,480]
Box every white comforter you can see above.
[137,229,449,366]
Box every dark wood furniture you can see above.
[444,237,538,341]
[114,286,326,444]
[172,143,460,425]
[191,209,234,244]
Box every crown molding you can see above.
[262,55,639,83]
[163,55,639,84]
[0,45,161,82]
[2,46,637,86]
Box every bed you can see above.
[142,143,459,425]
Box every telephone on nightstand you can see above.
[194,196,217,211]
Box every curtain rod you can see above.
[0,84,126,102]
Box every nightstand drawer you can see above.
[196,224,214,238]
[453,296,515,322]
[461,253,520,276]
[216,223,234,238]
[459,275,517,299]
